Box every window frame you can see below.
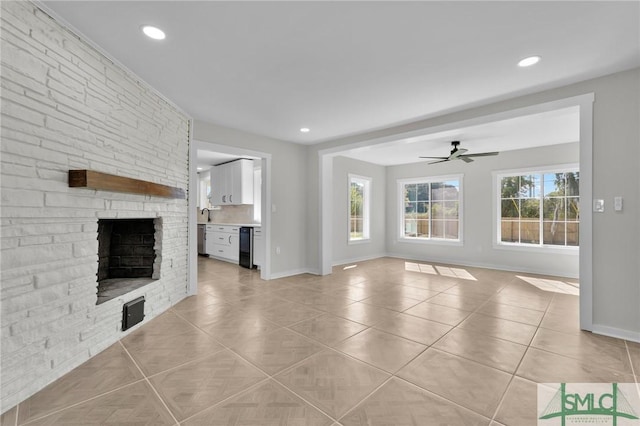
[494,164,579,253]
[348,174,371,244]
[397,174,463,245]
[198,169,212,210]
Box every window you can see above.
[198,170,212,209]
[349,174,370,242]
[498,167,579,247]
[399,175,462,241]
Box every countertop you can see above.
[198,222,261,227]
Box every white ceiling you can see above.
[339,106,580,166]
[41,1,639,148]
[196,150,260,170]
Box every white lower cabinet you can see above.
[205,225,239,262]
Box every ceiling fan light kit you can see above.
[420,141,499,165]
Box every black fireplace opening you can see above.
[97,218,159,305]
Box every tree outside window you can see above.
[349,175,370,241]
[400,176,461,241]
[499,169,579,247]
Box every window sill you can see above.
[348,238,371,245]
[494,242,579,255]
[398,237,463,247]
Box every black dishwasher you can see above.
[239,227,253,269]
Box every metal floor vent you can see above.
[122,296,145,331]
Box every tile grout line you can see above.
[395,375,495,422]
[489,289,558,422]
[171,307,342,422]
[334,375,396,423]
[341,334,436,414]
[395,345,513,422]
[118,341,180,426]
[489,362,523,423]
[284,320,373,347]
[263,310,326,329]
[131,310,236,375]
[261,378,338,423]
[285,321,480,422]
[417,277,549,423]
[429,336,528,376]
[269,270,532,421]
[177,280,441,384]
[173,346,342,424]
[176,377,271,424]
[18,377,149,425]
[170,307,294,373]
[17,341,168,425]
[142,349,227,380]
[246,324,400,422]
[163,261,581,424]
[624,341,640,400]
[625,340,637,377]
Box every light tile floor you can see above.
[3,257,639,425]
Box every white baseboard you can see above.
[332,253,387,267]
[591,324,640,344]
[269,268,317,280]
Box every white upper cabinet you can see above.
[211,159,254,205]
[209,167,225,206]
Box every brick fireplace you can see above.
[0,1,190,413]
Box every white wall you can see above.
[386,143,580,277]
[1,2,190,413]
[192,121,308,277]
[332,156,386,265]
[308,67,640,340]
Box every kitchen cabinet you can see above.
[253,226,263,268]
[210,159,254,205]
[206,224,239,262]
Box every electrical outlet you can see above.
[276,246,281,255]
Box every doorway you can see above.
[318,94,594,331]
[188,140,272,295]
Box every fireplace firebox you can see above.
[96,218,160,304]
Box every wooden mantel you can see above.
[69,170,186,199]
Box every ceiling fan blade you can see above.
[460,151,499,158]
[421,142,497,164]
[450,148,468,158]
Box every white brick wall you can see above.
[0,1,190,413]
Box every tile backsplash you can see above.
[199,205,256,224]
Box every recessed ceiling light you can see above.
[142,25,166,40]
[300,127,310,133]
[518,56,541,67]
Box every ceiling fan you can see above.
[420,141,499,164]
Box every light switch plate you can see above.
[593,199,605,213]
[614,196,623,211]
